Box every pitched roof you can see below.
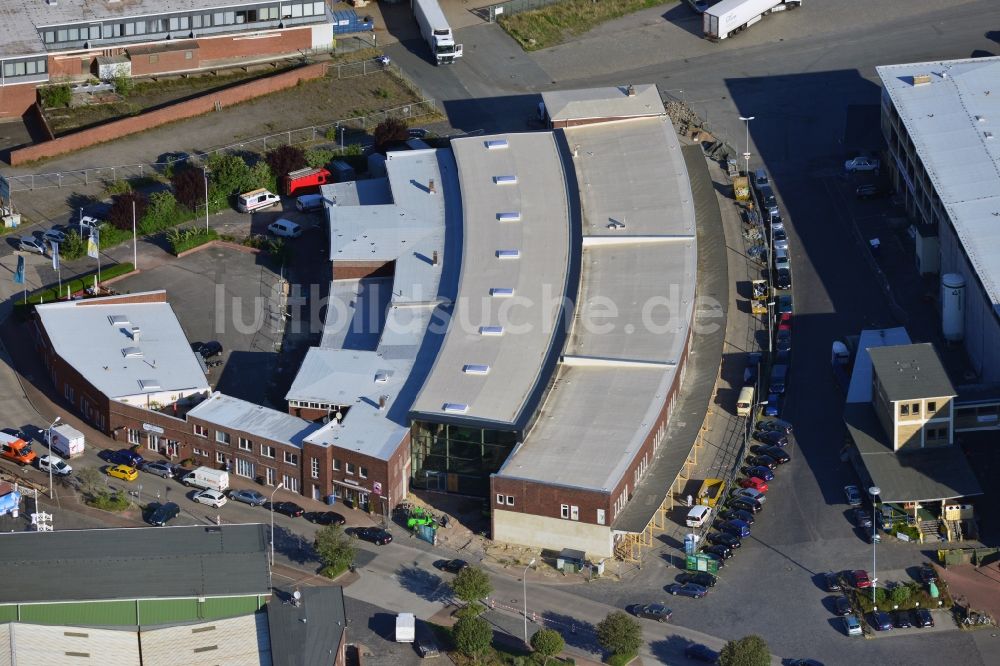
[268,587,347,666]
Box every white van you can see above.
[686,505,712,528]
[736,386,754,417]
[395,613,415,642]
[237,189,281,213]
[295,194,325,212]
[181,466,230,492]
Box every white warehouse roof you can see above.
[188,391,321,448]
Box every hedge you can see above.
[17,262,135,307]
[167,228,218,255]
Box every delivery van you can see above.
[395,613,415,642]
[736,386,754,417]
[181,466,230,492]
[237,189,281,213]
[49,424,85,458]
[0,432,36,466]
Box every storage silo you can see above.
[941,273,965,342]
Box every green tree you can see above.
[449,566,493,609]
[889,584,911,608]
[248,160,276,194]
[60,230,85,260]
[40,83,72,108]
[530,628,565,664]
[596,611,641,658]
[453,615,492,661]
[76,467,105,498]
[718,634,769,666]
[207,153,254,197]
[313,525,355,578]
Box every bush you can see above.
[606,653,637,666]
[530,628,565,664]
[265,145,307,182]
[171,166,212,213]
[207,153,255,198]
[320,561,351,579]
[718,635,769,666]
[114,73,134,97]
[166,227,218,255]
[17,262,135,307]
[107,191,149,231]
[453,615,492,659]
[889,584,912,608]
[596,612,641,659]
[40,84,72,108]
[249,160,277,195]
[97,223,132,250]
[373,117,409,151]
[305,147,336,169]
[104,179,133,197]
[60,230,85,260]
[88,490,130,512]
[139,191,191,235]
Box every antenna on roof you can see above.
[432,250,439,266]
[378,395,387,410]
[627,83,636,97]
[428,178,436,194]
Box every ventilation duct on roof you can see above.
[443,403,469,414]
[479,326,504,336]
[912,74,931,86]
[496,249,520,259]
[497,212,521,222]
[486,139,508,150]
[109,314,129,326]
[463,364,490,375]
[490,288,514,298]
[122,347,142,358]
[494,175,517,185]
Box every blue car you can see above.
[109,449,144,468]
[745,465,774,482]
[763,393,782,417]
[719,519,751,538]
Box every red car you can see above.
[739,477,769,493]
[852,570,872,588]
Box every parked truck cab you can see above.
[0,432,36,466]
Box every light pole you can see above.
[766,301,775,353]
[46,416,61,499]
[202,166,211,232]
[869,485,881,607]
[270,481,285,566]
[522,558,536,646]
[739,115,754,176]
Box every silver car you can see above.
[19,237,45,254]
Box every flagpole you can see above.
[132,200,137,269]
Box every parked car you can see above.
[853,509,873,529]
[665,583,708,598]
[19,237,45,254]
[193,489,228,508]
[852,570,872,588]
[727,497,762,514]
[763,394,782,417]
[37,454,72,476]
[140,460,176,478]
[775,267,792,290]
[352,526,393,545]
[915,608,934,628]
[893,611,913,628]
[706,532,741,549]
[756,418,793,435]
[437,559,469,574]
[824,572,842,592]
[844,485,863,506]
[677,572,717,587]
[106,464,138,482]
[856,182,886,198]
[267,219,303,238]
[684,644,718,662]
[845,156,880,173]
[108,448,144,468]
[738,476,769,493]
[772,225,789,250]
[753,445,789,463]
[148,502,181,526]
[305,510,346,525]
[633,603,673,622]
[229,488,268,506]
[415,621,441,658]
[75,215,101,237]
[717,507,755,525]
[268,501,305,517]
[919,564,938,584]
[191,341,223,359]
[833,595,852,616]
[844,613,863,636]
[872,610,893,631]
[745,454,777,470]
[718,519,751,538]
[743,465,774,482]
[752,430,787,447]
[702,544,733,560]
[43,229,67,244]
[732,487,766,504]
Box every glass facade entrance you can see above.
[410,421,518,496]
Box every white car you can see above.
[19,237,45,254]
[38,454,72,476]
[844,156,880,174]
[75,216,101,238]
[267,219,303,238]
[192,489,228,508]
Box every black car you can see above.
[717,507,755,525]
[824,572,842,592]
[915,608,934,628]
[305,510,347,525]
[756,418,793,435]
[833,595,852,616]
[268,501,305,517]
[919,564,937,584]
[776,329,792,352]
[353,526,393,545]
[775,267,792,290]
[633,603,673,622]
[743,465,774,481]
[678,571,717,588]
[872,611,893,631]
[853,508,873,529]
[415,621,441,658]
[148,502,180,526]
[759,445,790,463]
[684,644,718,663]
[727,497,762,514]
[707,532,741,549]
[665,583,708,598]
[856,183,885,199]
[751,430,788,447]
[893,611,912,628]
[438,559,469,574]
[191,341,224,359]
[745,454,777,470]
[702,544,733,560]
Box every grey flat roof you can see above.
[877,58,1000,317]
[317,278,392,351]
[542,84,664,123]
[498,102,698,493]
[869,343,956,401]
[268,587,346,666]
[188,392,321,448]
[0,524,269,604]
[36,292,209,402]
[846,327,912,404]
[845,403,982,503]
[410,132,572,427]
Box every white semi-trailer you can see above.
[703,0,801,40]
[413,0,463,65]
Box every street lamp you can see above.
[270,481,286,566]
[202,166,211,232]
[46,416,61,499]
[766,301,776,353]
[522,558,536,646]
[738,116,754,176]
[869,485,881,607]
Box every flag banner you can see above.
[87,229,99,259]
[51,241,59,271]
[13,255,24,284]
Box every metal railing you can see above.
[483,0,562,21]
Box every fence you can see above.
[483,0,562,21]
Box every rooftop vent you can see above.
[479,326,504,336]
[443,403,469,414]
[912,74,931,86]
[607,219,626,230]
[497,212,521,223]
[486,139,508,150]
[432,250,439,266]
[976,115,986,123]
[494,175,518,185]
[109,314,129,326]
[496,249,520,259]
[122,347,143,358]
[378,395,388,410]
[429,178,436,194]
[490,288,515,298]
[627,83,636,96]
[139,379,161,391]
[374,371,390,383]
[986,131,995,140]
[463,364,490,375]
[130,326,141,340]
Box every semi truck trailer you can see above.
[413,0,463,65]
[703,0,801,40]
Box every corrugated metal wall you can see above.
[201,596,262,620]
[19,600,136,626]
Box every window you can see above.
[216,431,230,445]
[90,25,100,40]
[311,458,320,479]
[193,424,207,437]
[265,467,276,486]
[496,493,504,505]
[193,14,203,28]
[597,508,606,525]
[899,404,909,416]
[561,504,570,519]
[147,435,159,451]
[238,437,252,451]
[149,54,158,64]
[216,451,225,464]
[127,428,141,445]
[283,451,299,465]
[44,31,54,44]
[506,496,514,506]
[911,402,920,415]
[346,462,355,475]
[236,458,254,478]
[193,447,207,457]
[185,50,193,60]
[261,444,275,459]
[282,475,299,493]
[570,505,579,521]
[359,466,368,479]
[64,384,74,402]
[333,458,341,471]
[927,401,937,412]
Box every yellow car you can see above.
[107,464,138,482]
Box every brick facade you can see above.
[128,42,201,77]
[0,82,40,120]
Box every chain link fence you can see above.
[484,0,562,21]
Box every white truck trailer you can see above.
[703,0,801,40]
[412,0,462,65]
[48,424,85,458]
[395,613,415,642]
